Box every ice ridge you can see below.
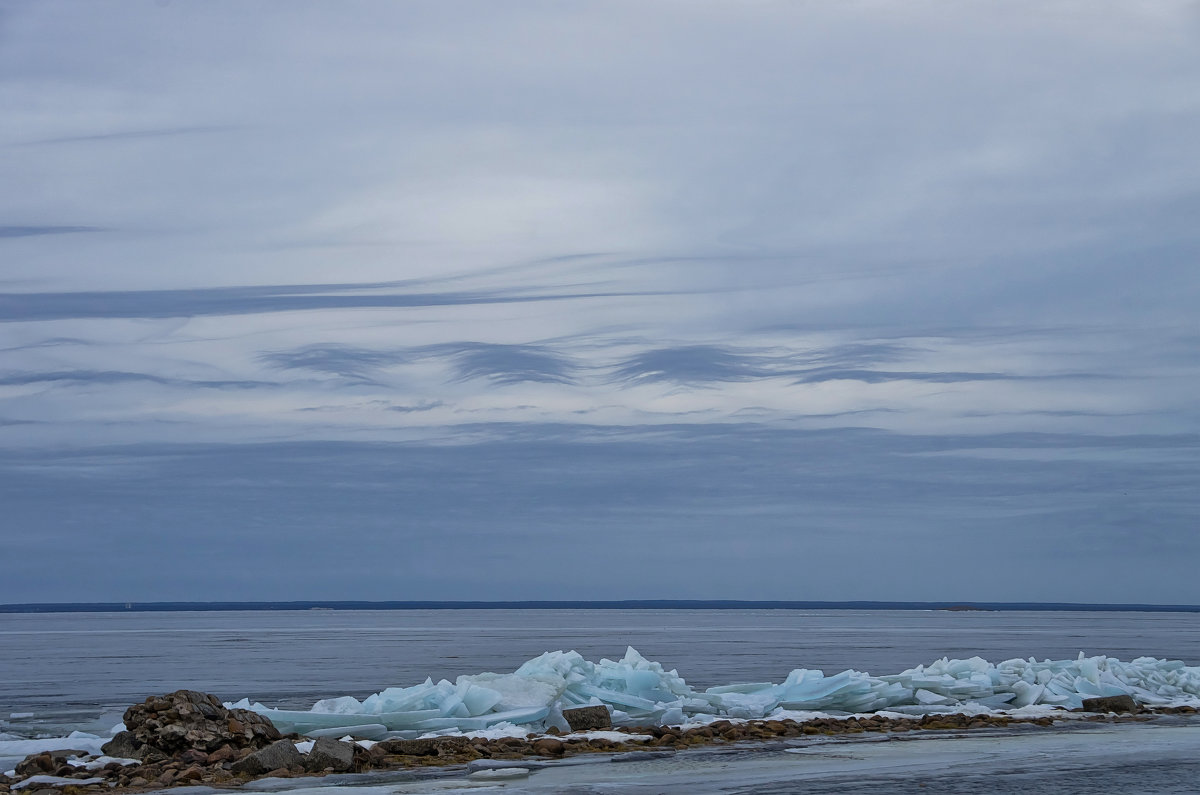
[227,648,1200,737]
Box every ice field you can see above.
[224,648,1200,739]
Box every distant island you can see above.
[2,600,1199,613]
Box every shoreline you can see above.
[5,705,1198,794]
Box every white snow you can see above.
[561,731,654,742]
[68,755,138,770]
[0,733,107,759]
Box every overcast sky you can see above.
[1,0,1198,604]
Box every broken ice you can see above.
[226,648,1200,737]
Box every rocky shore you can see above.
[2,691,1196,795]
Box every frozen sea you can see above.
[3,608,1200,793]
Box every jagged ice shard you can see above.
[226,648,1200,738]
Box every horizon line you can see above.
[3,599,1199,614]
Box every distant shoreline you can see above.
[3,599,1200,614]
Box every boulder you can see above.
[14,754,55,777]
[562,705,611,731]
[100,732,141,760]
[231,739,303,776]
[1081,695,1139,714]
[304,737,354,773]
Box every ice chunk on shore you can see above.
[228,648,1200,737]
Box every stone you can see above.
[177,749,209,765]
[1082,695,1139,714]
[231,739,303,776]
[562,705,611,731]
[100,733,141,760]
[304,737,354,773]
[377,736,472,757]
[15,754,56,777]
[207,744,236,763]
[530,738,564,756]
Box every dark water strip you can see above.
[5,600,1200,614]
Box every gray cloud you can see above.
[0,225,100,238]
[427,342,578,385]
[0,284,655,322]
[13,126,235,147]
[790,369,1070,385]
[612,345,779,385]
[0,370,273,390]
[260,344,406,384]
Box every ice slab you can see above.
[14,776,105,790]
[230,648,1200,736]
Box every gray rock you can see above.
[1081,694,1138,714]
[562,705,611,731]
[100,732,141,759]
[304,737,354,772]
[231,739,303,776]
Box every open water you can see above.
[3,608,1199,733]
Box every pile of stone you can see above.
[106,690,282,764]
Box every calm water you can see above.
[2,609,1199,732]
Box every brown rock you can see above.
[15,753,56,776]
[1081,695,1139,714]
[377,736,472,757]
[127,777,149,788]
[531,737,565,756]
[207,744,236,764]
[562,705,611,731]
[177,748,209,765]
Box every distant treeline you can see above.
[2,600,1199,613]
